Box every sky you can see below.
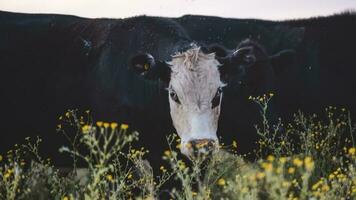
[0,0,355,20]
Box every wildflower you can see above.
[4,172,11,179]
[57,124,62,129]
[106,174,113,182]
[192,192,197,196]
[279,157,287,164]
[127,173,132,179]
[164,150,171,157]
[269,92,274,97]
[328,174,335,180]
[103,123,110,128]
[178,160,186,170]
[256,172,266,179]
[288,167,295,174]
[275,167,282,174]
[217,178,226,186]
[232,140,238,148]
[304,156,314,171]
[293,158,303,167]
[321,184,330,192]
[282,181,290,187]
[63,196,69,200]
[176,143,181,149]
[160,166,167,172]
[267,155,275,162]
[65,112,70,118]
[248,96,252,100]
[261,162,273,172]
[121,123,129,130]
[348,147,356,155]
[82,125,91,134]
[96,121,103,127]
[312,180,323,190]
[110,122,118,129]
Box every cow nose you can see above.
[189,139,216,155]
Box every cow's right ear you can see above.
[129,53,171,83]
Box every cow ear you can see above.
[269,49,296,75]
[129,53,171,83]
[218,46,256,79]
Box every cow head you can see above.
[130,41,295,157]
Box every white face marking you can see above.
[167,46,225,156]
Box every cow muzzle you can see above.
[181,139,218,157]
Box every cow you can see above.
[0,10,296,167]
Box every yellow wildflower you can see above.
[217,178,226,186]
[106,174,113,182]
[4,172,11,179]
[288,167,295,174]
[82,125,91,134]
[103,122,110,128]
[348,147,356,155]
[160,166,167,172]
[304,156,314,171]
[329,174,335,180]
[279,157,287,164]
[164,150,171,157]
[176,143,181,149]
[267,155,275,162]
[178,160,186,170]
[110,122,118,129]
[127,173,132,179]
[63,196,69,200]
[321,184,330,192]
[256,172,266,179]
[232,140,238,148]
[293,158,303,167]
[96,121,103,127]
[121,124,129,130]
[282,181,290,187]
[261,162,273,172]
[192,192,197,196]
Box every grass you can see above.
[0,94,356,200]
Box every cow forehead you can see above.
[168,47,224,103]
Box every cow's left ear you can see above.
[269,49,296,75]
[129,53,171,83]
[217,46,256,79]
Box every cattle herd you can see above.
[0,11,356,168]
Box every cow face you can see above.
[167,47,224,155]
[130,41,295,157]
[131,46,225,156]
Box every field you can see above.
[1,95,356,200]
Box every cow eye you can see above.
[211,87,223,108]
[170,90,181,104]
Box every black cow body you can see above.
[1,11,356,169]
